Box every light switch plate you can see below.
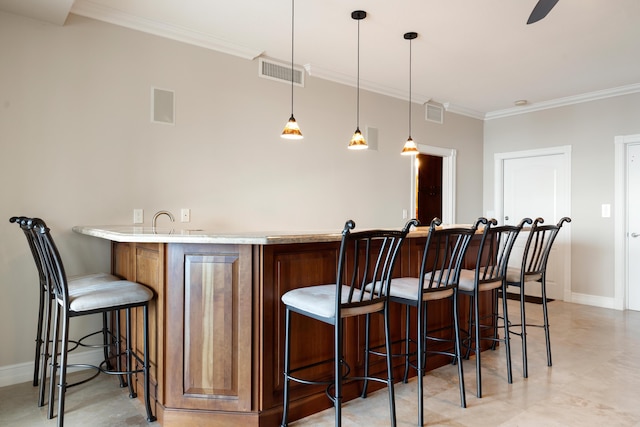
[181,208,190,223]
[133,209,143,224]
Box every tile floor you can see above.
[1,300,639,426]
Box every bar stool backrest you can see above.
[419,218,482,295]
[474,217,532,285]
[518,217,572,279]
[29,218,72,310]
[335,219,417,319]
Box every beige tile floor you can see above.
[1,300,639,426]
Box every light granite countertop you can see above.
[72,224,436,245]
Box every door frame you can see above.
[410,144,457,225]
[494,145,572,301]
[614,134,640,310]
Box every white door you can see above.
[495,147,571,301]
[627,143,640,311]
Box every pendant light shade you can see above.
[348,10,367,150]
[282,115,302,139]
[281,0,303,140]
[401,31,419,156]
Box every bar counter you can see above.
[73,224,488,427]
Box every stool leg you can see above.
[38,293,52,407]
[102,312,111,370]
[520,285,528,378]
[417,301,424,426]
[402,306,410,383]
[473,291,482,398]
[143,305,156,422]
[115,310,126,388]
[361,313,371,398]
[33,285,45,387]
[541,277,552,367]
[453,292,466,408]
[125,308,136,398]
[55,306,70,427]
[464,294,473,359]
[501,283,513,384]
[280,308,291,427]
[48,303,61,420]
[383,306,397,427]
[334,318,343,427]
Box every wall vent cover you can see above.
[259,58,304,87]
[425,102,444,124]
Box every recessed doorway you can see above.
[410,144,457,225]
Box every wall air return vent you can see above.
[425,101,444,124]
[259,58,305,87]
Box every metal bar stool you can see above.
[26,217,156,426]
[10,216,122,407]
[458,217,530,397]
[280,219,416,427]
[506,216,571,378]
[364,218,481,426]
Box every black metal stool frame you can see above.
[29,218,156,426]
[363,218,482,427]
[280,219,416,427]
[458,217,530,398]
[506,216,571,378]
[10,216,121,407]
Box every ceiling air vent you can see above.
[259,58,304,87]
[425,101,444,124]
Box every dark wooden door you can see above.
[417,153,443,225]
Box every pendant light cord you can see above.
[408,37,412,137]
[290,0,295,116]
[356,17,360,129]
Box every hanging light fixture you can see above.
[401,31,419,156]
[281,0,303,140]
[348,10,367,150]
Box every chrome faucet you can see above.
[152,210,175,229]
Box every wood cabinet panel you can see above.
[261,242,340,412]
[165,243,252,412]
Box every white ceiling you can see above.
[3,0,640,118]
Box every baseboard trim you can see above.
[569,292,620,310]
[0,349,105,388]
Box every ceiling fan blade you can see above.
[527,0,559,24]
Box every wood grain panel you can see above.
[165,243,252,412]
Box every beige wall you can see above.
[0,12,483,371]
[484,93,640,300]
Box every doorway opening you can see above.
[614,134,640,311]
[416,153,443,224]
[410,144,457,225]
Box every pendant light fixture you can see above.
[401,31,419,156]
[281,0,303,140]
[348,10,367,150]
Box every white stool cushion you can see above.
[388,276,454,301]
[458,269,502,292]
[506,267,542,284]
[282,284,383,320]
[68,273,120,291]
[67,280,153,313]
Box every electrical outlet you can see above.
[402,209,408,219]
[181,208,190,223]
[133,209,144,224]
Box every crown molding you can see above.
[304,63,431,105]
[485,82,640,120]
[442,103,485,120]
[70,0,263,60]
